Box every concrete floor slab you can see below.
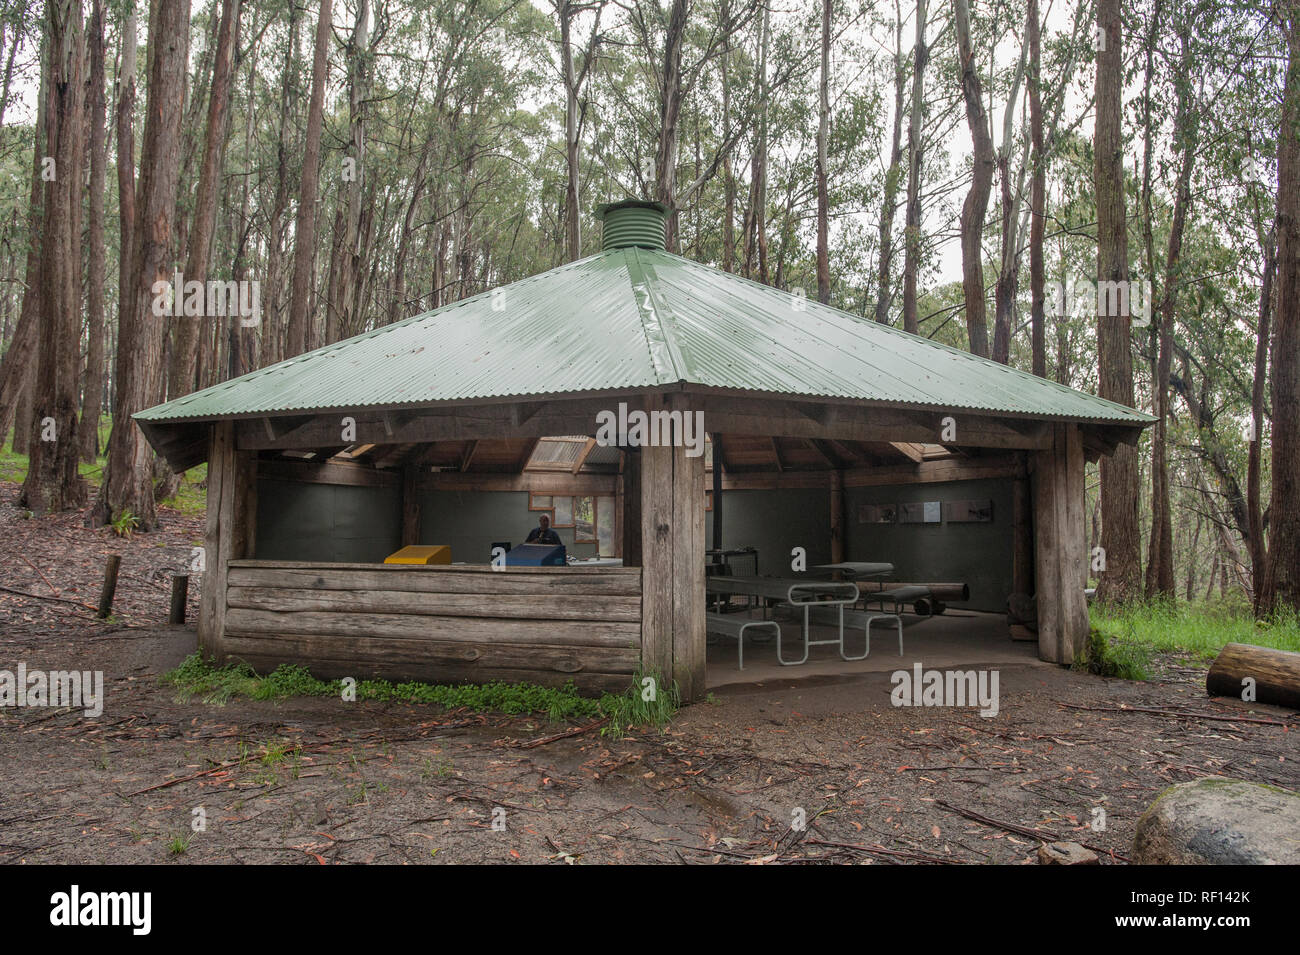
[706,608,1047,689]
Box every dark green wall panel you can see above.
[255,478,401,563]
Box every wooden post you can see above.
[168,574,189,624]
[1012,466,1034,595]
[401,463,420,546]
[628,394,707,702]
[710,432,723,554]
[1032,424,1088,663]
[198,421,257,660]
[672,395,706,702]
[829,469,845,563]
[96,554,121,619]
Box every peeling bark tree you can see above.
[1094,0,1141,602]
[1027,0,1045,376]
[21,0,86,514]
[80,0,108,463]
[954,0,994,357]
[99,0,190,530]
[815,0,831,304]
[901,0,927,335]
[1260,5,1300,615]
[1147,23,1195,599]
[286,0,332,358]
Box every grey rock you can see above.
[1037,841,1098,865]
[1133,777,1300,865]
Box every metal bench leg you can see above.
[777,613,808,666]
[863,614,903,656]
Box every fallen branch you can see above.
[20,555,59,594]
[0,584,96,612]
[515,717,609,748]
[801,838,957,864]
[935,799,1129,862]
[1058,702,1292,726]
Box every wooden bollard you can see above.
[97,554,121,619]
[169,574,189,625]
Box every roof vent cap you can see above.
[596,199,667,251]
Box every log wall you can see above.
[216,561,643,694]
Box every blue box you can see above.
[503,543,567,566]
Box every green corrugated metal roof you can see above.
[136,246,1153,427]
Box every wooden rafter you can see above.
[461,440,479,472]
[572,437,597,474]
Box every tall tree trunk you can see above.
[873,3,905,321]
[954,0,993,357]
[98,0,190,530]
[1259,6,1300,615]
[901,0,927,335]
[80,0,108,463]
[286,0,331,358]
[1027,0,1045,376]
[653,0,687,248]
[325,0,369,342]
[1247,228,1275,596]
[815,0,831,304]
[22,0,86,514]
[559,0,581,261]
[1146,24,1195,599]
[1094,0,1141,603]
[166,0,239,405]
[721,9,735,273]
[0,31,47,445]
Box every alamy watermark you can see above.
[594,401,705,458]
[1047,277,1151,327]
[890,662,1000,717]
[49,886,150,935]
[0,664,103,718]
[151,271,261,326]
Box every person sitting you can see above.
[525,514,561,545]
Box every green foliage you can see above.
[1073,627,1153,681]
[1091,600,1300,662]
[161,653,679,736]
[110,509,140,538]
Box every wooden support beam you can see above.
[257,457,399,488]
[402,464,421,546]
[236,398,618,451]
[420,471,617,495]
[515,436,540,471]
[461,440,479,472]
[770,436,785,472]
[697,395,1056,450]
[199,421,257,661]
[1032,425,1088,663]
[830,469,845,563]
[1012,474,1034,596]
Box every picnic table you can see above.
[704,575,861,665]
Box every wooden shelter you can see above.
[139,201,1152,702]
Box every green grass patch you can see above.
[162,652,679,737]
[1072,627,1153,680]
[1090,599,1300,663]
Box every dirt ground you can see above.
[2,486,1297,865]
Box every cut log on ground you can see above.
[1205,642,1300,710]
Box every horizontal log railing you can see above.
[217,560,643,693]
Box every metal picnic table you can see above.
[813,562,894,608]
[704,575,861,665]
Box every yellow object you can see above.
[384,545,452,565]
